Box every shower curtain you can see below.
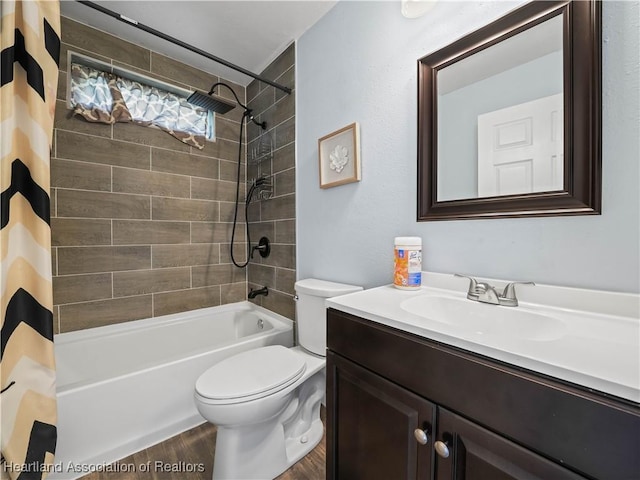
[1,1,60,478]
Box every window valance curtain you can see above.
[69,63,212,149]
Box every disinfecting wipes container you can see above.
[394,237,422,290]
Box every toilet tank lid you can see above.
[295,278,363,297]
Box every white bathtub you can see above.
[51,302,293,479]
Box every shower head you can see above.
[186,90,236,115]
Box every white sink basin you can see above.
[400,295,567,341]
[326,274,640,403]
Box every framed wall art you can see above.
[318,122,361,188]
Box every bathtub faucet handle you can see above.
[250,237,271,259]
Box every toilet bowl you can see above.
[194,279,362,480]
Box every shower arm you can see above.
[209,82,266,130]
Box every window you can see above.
[68,57,214,149]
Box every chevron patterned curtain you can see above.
[1,1,60,479]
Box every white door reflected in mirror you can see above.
[477,93,564,197]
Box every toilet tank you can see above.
[294,279,363,356]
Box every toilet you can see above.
[194,278,362,479]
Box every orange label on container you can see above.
[394,248,421,287]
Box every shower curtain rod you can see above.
[74,0,292,95]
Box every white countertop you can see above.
[326,272,640,404]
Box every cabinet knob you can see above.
[434,440,450,458]
[413,428,429,445]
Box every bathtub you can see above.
[51,302,293,479]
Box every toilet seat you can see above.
[195,345,306,404]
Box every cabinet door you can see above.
[435,408,587,480]
[327,352,435,480]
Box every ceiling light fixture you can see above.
[401,0,438,18]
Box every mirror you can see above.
[417,0,601,221]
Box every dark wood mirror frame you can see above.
[417,0,601,221]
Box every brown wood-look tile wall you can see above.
[246,44,297,321]
[52,17,249,333]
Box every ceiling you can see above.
[59,1,338,86]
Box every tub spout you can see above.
[248,286,269,299]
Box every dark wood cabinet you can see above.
[435,408,585,480]
[327,352,435,480]
[326,308,640,480]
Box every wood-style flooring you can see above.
[80,409,326,480]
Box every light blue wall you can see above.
[296,1,640,293]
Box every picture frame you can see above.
[318,122,361,188]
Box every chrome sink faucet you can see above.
[454,274,534,307]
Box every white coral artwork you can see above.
[329,145,349,173]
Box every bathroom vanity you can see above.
[325,276,640,480]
